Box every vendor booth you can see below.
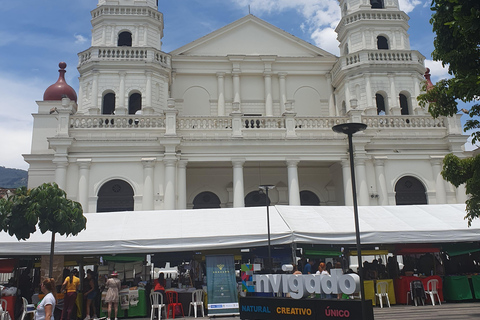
[2,204,480,313]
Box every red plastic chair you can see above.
[166,291,184,319]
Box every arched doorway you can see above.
[245,190,270,207]
[300,190,320,206]
[97,179,134,212]
[193,191,221,209]
[395,176,427,205]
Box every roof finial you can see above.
[248,5,251,14]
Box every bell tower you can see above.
[77,0,171,115]
[332,0,425,116]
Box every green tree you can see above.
[417,0,480,224]
[0,183,86,276]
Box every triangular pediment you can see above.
[170,15,336,58]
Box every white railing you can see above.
[343,11,406,26]
[332,50,424,78]
[178,117,232,130]
[91,6,163,23]
[295,117,348,129]
[78,47,171,68]
[363,116,446,128]
[69,114,447,132]
[70,115,165,129]
[242,117,285,129]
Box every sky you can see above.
[0,0,476,171]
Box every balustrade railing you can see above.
[363,115,445,128]
[242,117,285,129]
[91,6,163,22]
[78,47,171,68]
[69,114,446,132]
[295,117,349,129]
[70,115,165,129]
[178,117,232,130]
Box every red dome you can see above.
[43,62,77,102]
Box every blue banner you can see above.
[206,255,239,315]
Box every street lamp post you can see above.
[259,184,275,272]
[332,122,368,320]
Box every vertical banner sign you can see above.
[206,255,239,316]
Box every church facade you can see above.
[25,0,469,213]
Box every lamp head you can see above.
[332,123,367,135]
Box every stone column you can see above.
[232,159,245,207]
[116,71,127,115]
[431,156,447,204]
[355,158,370,205]
[365,74,373,109]
[143,25,148,46]
[374,157,389,205]
[341,159,353,206]
[345,81,351,110]
[54,161,68,191]
[164,157,177,210]
[327,74,336,116]
[287,160,301,206]
[264,72,273,116]
[388,74,397,113]
[217,72,226,116]
[110,24,116,46]
[233,72,241,105]
[89,71,99,114]
[144,71,153,114]
[177,160,188,209]
[142,158,156,210]
[77,159,91,212]
[134,25,139,46]
[278,73,287,114]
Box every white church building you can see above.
[25,0,470,214]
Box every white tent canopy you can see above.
[0,204,477,256]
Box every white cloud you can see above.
[424,59,451,82]
[311,27,339,55]
[233,0,341,53]
[74,34,88,44]
[398,0,422,13]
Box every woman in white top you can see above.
[35,278,56,320]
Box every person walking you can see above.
[105,272,121,320]
[61,270,80,320]
[83,270,98,320]
[35,278,57,320]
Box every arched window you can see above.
[102,92,116,115]
[193,191,221,209]
[370,0,384,9]
[377,36,389,50]
[376,93,386,115]
[399,93,409,115]
[395,176,427,205]
[128,93,142,114]
[344,44,349,55]
[245,190,270,207]
[97,179,134,212]
[300,191,320,206]
[118,31,132,47]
